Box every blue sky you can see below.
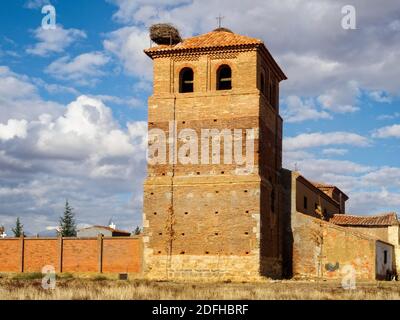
[0,0,399,234]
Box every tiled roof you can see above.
[329,213,399,226]
[145,29,262,54]
[310,180,349,200]
[80,225,131,235]
[311,182,336,189]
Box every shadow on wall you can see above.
[281,168,293,279]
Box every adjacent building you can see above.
[77,226,131,238]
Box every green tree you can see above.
[12,217,24,237]
[59,200,77,237]
[133,226,141,235]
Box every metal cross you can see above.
[216,14,224,28]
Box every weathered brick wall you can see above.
[143,176,266,280]
[341,226,388,242]
[0,237,142,273]
[291,211,377,280]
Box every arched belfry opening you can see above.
[216,65,232,90]
[179,67,194,93]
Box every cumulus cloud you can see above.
[281,95,331,123]
[284,131,370,151]
[103,26,152,80]
[372,124,400,138]
[0,66,63,122]
[27,25,86,57]
[0,119,28,141]
[45,52,110,86]
[368,90,392,103]
[107,0,191,24]
[0,69,147,233]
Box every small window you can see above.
[260,73,265,95]
[315,203,318,210]
[271,189,275,213]
[217,65,232,90]
[304,196,308,209]
[324,209,327,216]
[270,80,277,108]
[384,250,388,264]
[179,68,194,93]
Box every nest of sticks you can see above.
[150,23,182,45]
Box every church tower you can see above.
[143,26,287,280]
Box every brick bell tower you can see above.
[143,26,286,280]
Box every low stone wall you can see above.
[0,236,142,274]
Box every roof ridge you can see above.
[337,212,397,218]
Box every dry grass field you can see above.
[1,273,400,300]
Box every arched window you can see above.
[179,68,194,93]
[217,65,232,90]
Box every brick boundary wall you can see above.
[0,236,143,274]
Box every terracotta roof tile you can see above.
[309,180,349,200]
[145,29,262,54]
[329,213,399,226]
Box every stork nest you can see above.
[150,23,182,45]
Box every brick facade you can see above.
[143,29,286,280]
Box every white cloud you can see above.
[24,0,50,9]
[321,148,348,156]
[281,95,331,123]
[107,0,191,24]
[362,167,400,188]
[284,131,370,151]
[36,96,139,160]
[27,25,86,56]
[45,52,110,85]
[103,26,152,80]
[90,95,143,108]
[368,90,392,103]
[372,124,400,138]
[0,119,28,141]
[377,112,400,121]
[0,96,147,232]
[347,188,400,215]
[0,66,63,123]
[311,80,360,114]
[0,69,147,233]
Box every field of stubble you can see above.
[1,273,400,300]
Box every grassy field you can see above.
[0,273,400,300]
